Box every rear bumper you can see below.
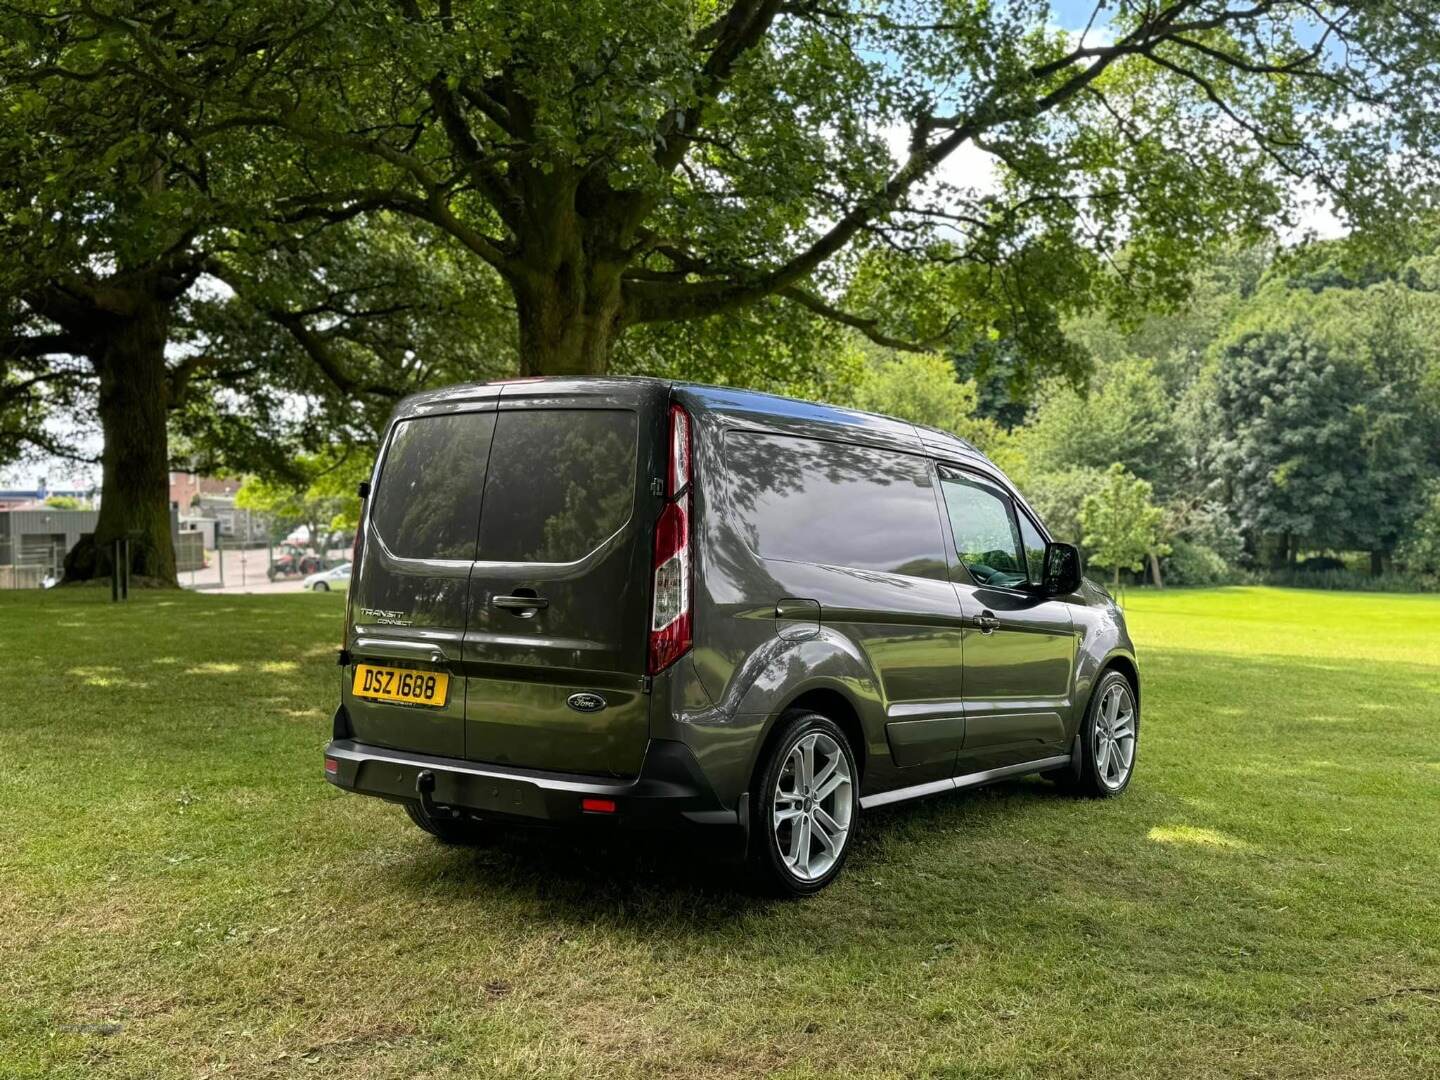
[323,736,740,832]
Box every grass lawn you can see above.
[2,585,1438,1079]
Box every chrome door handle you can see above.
[974,611,1000,634]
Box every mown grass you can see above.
[1,585,1437,1079]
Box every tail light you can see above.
[649,403,692,674]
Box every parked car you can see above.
[324,378,1139,895]
[304,562,351,592]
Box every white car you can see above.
[303,562,351,592]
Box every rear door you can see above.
[344,392,499,757]
[461,380,663,778]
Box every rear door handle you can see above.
[974,611,1000,634]
[493,594,549,616]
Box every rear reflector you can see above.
[667,402,691,496]
[581,797,617,814]
[324,757,339,775]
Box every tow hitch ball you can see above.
[416,769,460,820]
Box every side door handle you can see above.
[973,610,1000,634]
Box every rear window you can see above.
[476,408,638,562]
[726,432,947,578]
[371,412,496,560]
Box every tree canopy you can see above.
[54,0,1440,382]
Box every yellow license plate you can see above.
[352,664,449,707]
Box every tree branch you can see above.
[778,286,955,352]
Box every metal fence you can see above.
[0,538,65,589]
[175,532,205,573]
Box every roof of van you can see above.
[395,375,993,467]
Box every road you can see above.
[180,546,346,595]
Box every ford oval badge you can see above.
[567,691,607,713]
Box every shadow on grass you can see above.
[357,774,1076,928]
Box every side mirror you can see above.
[1041,541,1083,596]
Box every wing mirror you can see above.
[1041,541,1083,596]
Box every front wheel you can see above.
[748,711,859,896]
[312,581,330,592]
[1058,669,1138,797]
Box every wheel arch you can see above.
[745,679,869,797]
[1092,650,1140,714]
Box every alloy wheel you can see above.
[772,731,853,881]
[1093,681,1136,790]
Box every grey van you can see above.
[324,378,1139,895]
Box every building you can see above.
[168,472,242,512]
[0,506,182,587]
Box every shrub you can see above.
[1164,541,1239,587]
[1258,568,1436,592]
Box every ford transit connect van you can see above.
[324,378,1140,895]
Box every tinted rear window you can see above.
[477,408,638,562]
[371,412,495,560]
[726,432,946,578]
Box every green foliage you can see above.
[1164,541,1238,588]
[1080,464,1170,584]
[42,495,86,510]
[25,0,1438,378]
[1209,283,1437,558]
[845,351,1010,462]
[235,452,371,542]
[1397,481,1440,585]
[1017,358,1182,498]
[1256,568,1436,593]
[1015,466,1111,548]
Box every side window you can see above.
[1017,511,1047,584]
[725,432,947,578]
[938,471,1027,587]
[370,412,496,560]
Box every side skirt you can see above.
[858,754,1072,811]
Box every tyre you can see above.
[312,581,330,592]
[748,710,859,896]
[1058,669,1138,797]
[403,802,492,845]
[266,566,278,582]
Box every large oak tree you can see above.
[0,6,509,583]
[92,0,1440,378]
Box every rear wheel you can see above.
[748,711,858,896]
[403,802,492,845]
[1058,669,1138,797]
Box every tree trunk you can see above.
[514,262,624,377]
[1149,551,1164,589]
[62,299,177,586]
[1370,549,1385,577]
